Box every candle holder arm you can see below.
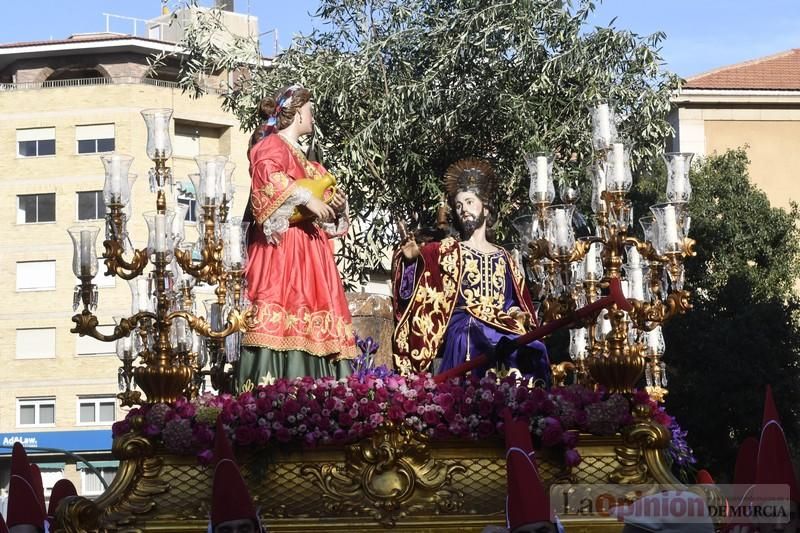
[70,311,156,340]
[168,308,253,340]
[103,240,149,280]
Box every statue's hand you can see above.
[400,235,421,261]
[508,306,532,329]
[330,190,347,214]
[303,196,336,223]
[396,220,421,260]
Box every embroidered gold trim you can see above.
[252,172,296,224]
[242,332,357,359]
[277,135,325,182]
[246,302,356,358]
[393,237,461,373]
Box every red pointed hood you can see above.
[48,478,78,518]
[211,460,259,529]
[762,385,781,428]
[210,422,259,530]
[756,419,800,504]
[214,416,235,464]
[29,464,46,515]
[503,410,551,530]
[7,442,46,529]
[734,437,759,486]
[696,469,715,485]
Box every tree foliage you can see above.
[169,0,678,286]
[636,149,800,478]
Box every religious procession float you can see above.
[33,99,702,532]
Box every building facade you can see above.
[670,49,800,209]
[0,9,255,506]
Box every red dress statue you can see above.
[237,86,356,390]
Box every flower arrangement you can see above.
[113,369,693,469]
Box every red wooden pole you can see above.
[433,278,630,383]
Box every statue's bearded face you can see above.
[454,190,487,238]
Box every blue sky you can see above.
[3,0,799,78]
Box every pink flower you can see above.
[234,425,257,446]
[654,411,672,427]
[283,399,300,415]
[477,420,494,439]
[423,410,440,426]
[388,405,404,422]
[275,427,291,443]
[434,423,450,439]
[192,424,214,446]
[478,400,493,418]
[339,412,353,427]
[256,426,271,444]
[386,375,401,390]
[434,393,455,409]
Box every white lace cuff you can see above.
[260,187,312,244]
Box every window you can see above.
[76,324,115,356]
[16,327,56,359]
[17,398,56,426]
[77,191,106,220]
[173,122,200,157]
[16,260,56,291]
[37,467,64,501]
[176,181,197,222]
[17,127,56,157]
[77,396,116,425]
[81,466,117,495]
[17,193,56,223]
[76,124,115,154]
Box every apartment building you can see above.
[0,8,256,505]
[670,49,800,209]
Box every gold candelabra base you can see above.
[587,352,645,394]
[134,364,194,404]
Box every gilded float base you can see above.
[55,417,678,532]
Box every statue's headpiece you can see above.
[443,158,496,201]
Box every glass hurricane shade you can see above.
[524,152,555,204]
[544,204,575,255]
[143,210,176,256]
[192,155,229,205]
[101,154,135,206]
[590,102,617,151]
[68,225,101,278]
[663,152,694,203]
[141,108,173,160]
[222,216,249,270]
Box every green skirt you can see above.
[235,345,352,393]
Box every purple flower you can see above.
[356,336,379,356]
[565,449,581,466]
[541,417,564,447]
[197,449,214,464]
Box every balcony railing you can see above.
[0,76,225,94]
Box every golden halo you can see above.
[443,158,496,199]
